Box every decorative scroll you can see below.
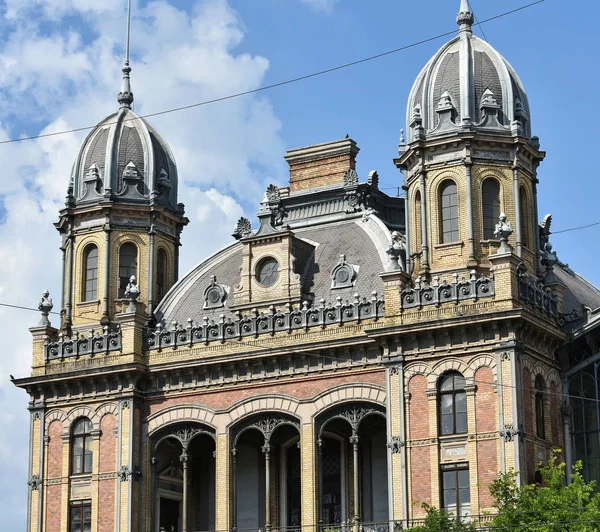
[233,415,300,449]
[145,293,384,351]
[400,271,494,310]
[45,325,122,362]
[518,271,558,318]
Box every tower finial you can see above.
[457,0,474,33]
[118,0,134,109]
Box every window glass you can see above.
[439,372,467,435]
[156,249,166,303]
[482,179,501,239]
[83,246,98,301]
[72,418,92,474]
[440,181,459,243]
[119,243,138,298]
[442,468,470,518]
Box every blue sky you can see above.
[0,0,597,528]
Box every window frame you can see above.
[156,248,167,303]
[438,371,468,436]
[71,418,93,475]
[439,180,459,244]
[481,178,501,240]
[119,242,138,298]
[535,375,546,439]
[69,501,92,532]
[83,245,99,302]
[441,464,470,519]
[519,187,529,249]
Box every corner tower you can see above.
[396,0,544,280]
[57,31,188,328]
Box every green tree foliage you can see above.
[489,452,600,531]
[410,503,475,531]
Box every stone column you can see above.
[150,457,157,532]
[350,434,360,532]
[300,423,317,532]
[317,438,324,528]
[90,428,102,532]
[180,452,189,532]
[465,385,479,514]
[147,225,155,315]
[263,443,272,532]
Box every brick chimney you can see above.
[284,138,359,192]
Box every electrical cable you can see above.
[0,0,546,147]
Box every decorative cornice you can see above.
[44,325,122,363]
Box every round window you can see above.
[256,257,279,287]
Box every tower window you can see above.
[156,249,167,303]
[441,465,470,518]
[414,190,422,252]
[83,245,98,301]
[440,181,459,243]
[70,502,91,532]
[482,179,501,240]
[71,418,93,475]
[519,187,528,248]
[439,371,467,435]
[535,375,546,439]
[119,242,138,298]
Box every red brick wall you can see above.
[408,375,430,513]
[46,420,63,532]
[289,154,355,192]
[523,368,533,435]
[476,439,497,508]
[147,370,385,416]
[98,414,117,531]
[475,367,496,433]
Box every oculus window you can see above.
[256,257,279,287]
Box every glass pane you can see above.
[442,414,453,435]
[456,412,468,433]
[454,374,465,388]
[459,487,470,504]
[73,454,82,474]
[70,507,82,532]
[440,376,453,391]
[83,506,91,532]
[441,394,453,414]
[455,392,467,413]
[458,469,470,489]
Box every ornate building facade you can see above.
[14,2,600,531]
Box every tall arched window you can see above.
[72,418,93,475]
[83,245,98,301]
[519,187,528,248]
[440,181,459,243]
[156,249,167,303]
[535,376,545,439]
[119,243,138,298]
[414,191,422,252]
[439,372,467,435]
[482,179,501,240]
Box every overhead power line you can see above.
[0,0,546,147]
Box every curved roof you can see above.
[156,217,393,326]
[406,3,531,141]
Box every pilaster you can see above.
[300,423,317,532]
[215,432,231,532]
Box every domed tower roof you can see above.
[67,50,181,213]
[406,0,531,142]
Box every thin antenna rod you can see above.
[125,0,131,65]
[118,0,134,109]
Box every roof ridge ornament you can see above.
[117,0,134,109]
[457,0,474,34]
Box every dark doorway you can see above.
[159,497,180,532]
[286,443,302,527]
[321,437,343,525]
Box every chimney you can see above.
[284,138,359,192]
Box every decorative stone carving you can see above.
[494,213,513,254]
[117,465,141,482]
[232,217,252,240]
[386,231,405,271]
[361,207,376,222]
[38,290,53,327]
[500,424,522,442]
[124,275,140,313]
[400,270,494,310]
[145,292,384,350]
[265,184,281,203]
[331,254,356,289]
[28,475,42,491]
[387,436,405,453]
[539,214,552,251]
[318,404,383,437]
[82,163,103,197]
[343,168,359,187]
[203,276,227,309]
[44,325,122,362]
[518,268,558,318]
[367,170,379,189]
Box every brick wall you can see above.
[46,420,63,532]
[98,414,117,531]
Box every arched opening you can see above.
[152,425,216,532]
[83,245,98,301]
[519,187,529,249]
[439,181,459,243]
[71,417,93,475]
[119,242,138,298]
[157,248,167,304]
[414,190,422,253]
[482,179,501,240]
[535,375,546,439]
[231,415,301,532]
[317,404,388,529]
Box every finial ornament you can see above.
[124,275,140,312]
[117,0,134,109]
[494,213,513,254]
[457,0,474,33]
[38,290,53,327]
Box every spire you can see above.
[117,0,134,109]
[457,0,474,34]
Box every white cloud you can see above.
[0,0,285,528]
[299,0,339,14]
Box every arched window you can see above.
[440,181,459,243]
[414,191,422,252]
[535,376,545,439]
[72,418,93,475]
[83,245,98,301]
[439,371,467,435]
[482,179,501,240]
[156,249,167,303]
[519,187,528,248]
[119,243,138,298]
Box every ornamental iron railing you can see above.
[44,326,122,362]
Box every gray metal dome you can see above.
[406,0,531,142]
[68,61,180,212]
